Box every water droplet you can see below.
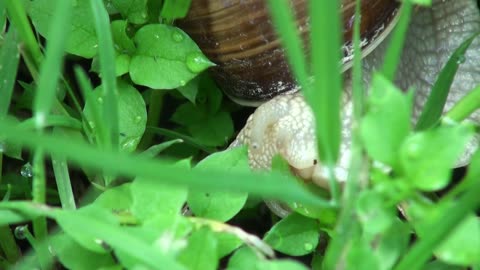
[135,116,142,123]
[35,112,46,129]
[95,239,112,251]
[406,142,421,159]
[179,80,186,86]
[155,34,160,39]
[97,97,104,104]
[14,226,27,239]
[21,163,33,178]
[185,52,215,73]
[304,243,313,251]
[456,55,466,64]
[172,31,184,42]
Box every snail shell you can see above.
[177,0,400,106]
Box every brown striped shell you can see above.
[177,0,399,106]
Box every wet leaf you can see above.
[129,24,214,89]
[263,212,320,256]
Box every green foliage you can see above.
[263,213,320,256]
[1,0,480,269]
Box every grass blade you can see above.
[381,1,414,81]
[415,33,479,130]
[265,0,310,94]
[90,0,119,150]
[4,0,43,69]
[32,0,72,128]
[308,0,343,165]
[323,0,366,267]
[394,178,480,270]
[0,29,20,117]
[0,118,333,208]
[445,83,480,122]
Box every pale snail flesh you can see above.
[182,0,480,188]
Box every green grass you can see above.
[1,0,480,269]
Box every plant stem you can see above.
[31,150,47,242]
[394,179,480,270]
[139,90,165,150]
[4,0,42,69]
[51,128,76,210]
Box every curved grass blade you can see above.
[0,118,333,208]
[415,32,480,130]
[445,83,480,122]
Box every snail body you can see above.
[181,0,480,187]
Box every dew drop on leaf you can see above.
[304,243,313,251]
[135,116,142,123]
[456,54,466,64]
[185,52,215,73]
[97,97,104,104]
[20,162,33,178]
[14,225,27,239]
[172,31,184,43]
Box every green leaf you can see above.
[160,0,192,19]
[433,214,480,266]
[216,232,243,259]
[345,238,380,270]
[111,0,148,24]
[227,246,260,270]
[110,20,136,53]
[178,227,218,270]
[360,73,412,169]
[141,139,184,158]
[188,147,249,221]
[416,33,479,130]
[177,76,199,104]
[356,190,397,239]
[131,177,188,222]
[29,0,98,58]
[129,24,214,89]
[372,219,410,270]
[263,212,320,256]
[399,124,474,191]
[55,205,119,253]
[171,104,233,147]
[52,206,186,270]
[258,260,310,270]
[93,182,133,211]
[50,233,116,270]
[84,80,147,152]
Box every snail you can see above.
[178,0,480,190]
